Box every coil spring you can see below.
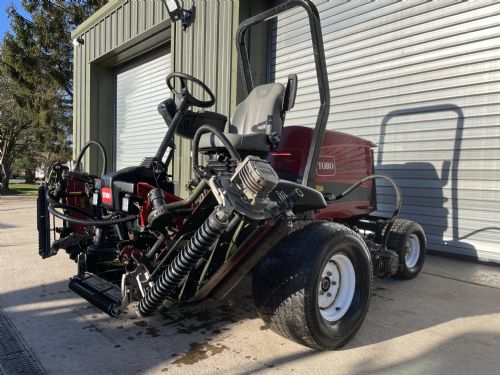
[68,277,121,317]
[138,209,229,316]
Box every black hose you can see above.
[74,140,107,177]
[138,209,229,316]
[48,203,137,226]
[148,231,194,280]
[331,174,402,249]
[47,200,95,218]
[163,179,208,211]
[192,125,241,178]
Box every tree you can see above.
[0,0,107,190]
[4,0,108,100]
[0,72,31,191]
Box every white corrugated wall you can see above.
[115,48,171,170]
[270,0,500,262]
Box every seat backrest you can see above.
[228,83,285,135]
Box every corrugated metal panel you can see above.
[170,0,238,193]
[73,0,173,175]
[271,0,500,262]
[115,48,170,170]
[73,0,238,196]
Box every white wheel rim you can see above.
[318,253,356,322]
[405,234,420,268]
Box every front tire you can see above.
[252,222,373,350]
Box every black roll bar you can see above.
[236,0,330,188]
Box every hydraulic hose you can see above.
[162,179,208,211]
[48,203,137,226]
[148,231,194,279]
[138,208,229,316]
[192,124,241,178]
[74,140,108,177]
[331,174,402,249]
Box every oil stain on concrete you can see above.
[172,342,229,366]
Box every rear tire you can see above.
[385,219,426,279]
[252,222,373,350]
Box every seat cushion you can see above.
[199,132,270,152]
[198,83,285,154]
[231,83,285,136]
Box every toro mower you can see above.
[37,0,426,350]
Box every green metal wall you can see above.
[170,0,239,190]
[72,0,242,195]
[72,0,172,175]
[72,0,240,195]
[72,0,282,196]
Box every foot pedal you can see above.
[69,273,122,317]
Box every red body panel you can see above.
[269,126,377,220]
[65,172,95,235]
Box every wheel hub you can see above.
[321,277,331,291]
[318,253,356,322]
[404,234,420,268]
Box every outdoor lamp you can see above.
[162,0,194,30]
[164,0,182,21]
[72,36,84,47]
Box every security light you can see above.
[162,0,194,30]
[72,36,84,47]
[164,0,182,21]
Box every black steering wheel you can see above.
[166,72,215,108]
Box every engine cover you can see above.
[268,125,377,220]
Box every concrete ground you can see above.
[1,195,499,375]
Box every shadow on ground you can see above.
[0,277,262,373]
[1,261,499,374]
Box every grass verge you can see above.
[1,183,40,196]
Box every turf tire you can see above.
[385,219,426,279]
[252,222,373,350]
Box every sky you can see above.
[0,0,31,42]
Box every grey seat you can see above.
[199,83,285,152]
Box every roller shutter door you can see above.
[114,47,170,170]
[270,0,500,262]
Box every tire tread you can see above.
[253,221,372,350]
[384,219,426,279]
